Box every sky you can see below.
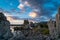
[0,0,60,24]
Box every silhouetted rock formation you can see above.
[0,12,13,40]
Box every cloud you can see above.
[3,10,24,24]
[18,4,24,9]
[7,16,24,24]
[21,0,60,17]
[2,0,60,22]
[4,12,12,16]
[0,8,14,17]
[33,9,40,12]
[4,11,23,16]
[29,10,40,18]
[29,11,38,18]
[11,8,17,12]
[24,1,30,6]
[19,0,22,3]
[18,0,31,10]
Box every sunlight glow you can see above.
[29,12,37,18]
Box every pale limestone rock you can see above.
[9,31,26,40]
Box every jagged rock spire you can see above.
[0,12,13,40]
[0,12,7,21]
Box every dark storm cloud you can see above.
[22,0,60,19]
[1,0,59,22]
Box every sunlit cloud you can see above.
[3,11,24,24]
[24,1,30,6]
[18,4,24,9]
[29,11,37,18]
[7,16,24,24]
[18,0,30,10]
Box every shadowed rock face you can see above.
[0,12,7,21]
[0,12,13,40]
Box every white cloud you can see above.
[7,16,24,24]
[18,4,24,9]
[40,16,49,20]
[4,12,12,16]
[24,1,30,6]
[18,0,30,10]
[3,12,24,24]
[4,12,22,16]
[33,9,40,12]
